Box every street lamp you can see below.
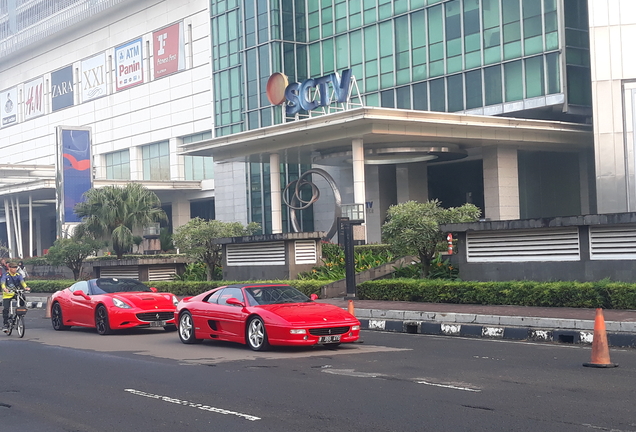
[340,203,365,300]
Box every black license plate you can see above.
[149,320,167,327]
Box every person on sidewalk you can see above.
[2,262,30,333]
[17,261,28,279]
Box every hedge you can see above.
[357,278,636,309]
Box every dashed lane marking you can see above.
[124,388,260,421]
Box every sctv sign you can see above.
[266,69,352,116]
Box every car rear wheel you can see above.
[51,302,71,331]
[247,316,269,351]
[178,312,202,344]
[95,305,112,335]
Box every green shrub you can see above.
[356,279,636,309]
[299,243,395,280]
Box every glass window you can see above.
[428,4,444,77]
[523,0,543,55]
[525,56,545,98]
[504,60,523,102]
[381,89,394,108]
[142,141,170,181]
[484,65,503,105]
[430,78,446,112]
[482,0,501,64]
[465,69,483,109]
[502,0,522,60]
[447,74,464,112]
[546,52,560,94]
[218,287,244,306]
[185,156,214,181]
[411,10,427,81]
[395,15,410,85]
[413,82,428,111]
[105,149,130,180]
[396,86,411,109]
[464,0,481,69]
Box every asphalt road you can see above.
[1,309,635,432]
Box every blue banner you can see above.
[62,129,91,222]
[51,66,74,111]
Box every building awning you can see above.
[180,107,594,164]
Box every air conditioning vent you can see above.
[226,242,285,266]
[466,228,580,262]
[589,225,636,260]
[294,240,317,264]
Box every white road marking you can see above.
[124,388,260,421]
[417,381,481,392]
[321,368,385,378]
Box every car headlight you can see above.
[112,298,131,309]
[351,325,360,331]
[289,329,307,334]
[172,295,179,307]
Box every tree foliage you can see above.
[74,183,166,259]
[45,234,105,280]
[172,218,260,281]
[382,200,481,277]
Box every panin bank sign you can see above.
[267,70,353,116]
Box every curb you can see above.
[357,317,636,348]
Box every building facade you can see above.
[0,0,631,255]
[0,0,215,256]
[190,0,597,243]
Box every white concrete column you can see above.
[352,139,366,209]
[29,195,33,258]
[482,146,520,220]
[171,196,191,230]
[129,146,143,180]
[270,153,283,234]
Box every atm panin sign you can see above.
[267,69,352,116]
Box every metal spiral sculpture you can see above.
[282,168,342,240]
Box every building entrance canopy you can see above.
[181,107,593,164]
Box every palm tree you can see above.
[74,183,167,258]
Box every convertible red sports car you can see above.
[175,283,360,350]
[50,278,178,335]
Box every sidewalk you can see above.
[26,293,636,348]
[319,298,636,348]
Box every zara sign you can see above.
[266,69,352,116]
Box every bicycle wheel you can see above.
[16,315,25,338]
[6,317,13,336]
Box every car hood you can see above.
[110,292,176,309]
[260,302,357,325]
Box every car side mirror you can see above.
[226,297,245,307]
[310,294,319,300]
[73,291,89,300]
[150,287,158,293]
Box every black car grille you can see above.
[309,326,350,336]
[136,312,174,322]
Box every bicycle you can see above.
[4,288,28,338]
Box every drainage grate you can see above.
[558,334,575,344]
[405,323,419,334]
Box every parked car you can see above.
[50,278,178,335]
[175,283,360,351]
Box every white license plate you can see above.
[318,335,341,343]
[149,320,167,327]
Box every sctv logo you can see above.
[266,69,352,116]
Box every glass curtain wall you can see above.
[209,0,590,231]
[210,0,590,136]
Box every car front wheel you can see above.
[246,316,269,351]
[178,312,202,344]
[95,305,112,335]
[51,302,71,331]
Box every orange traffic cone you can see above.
[583,308,618,368]
[347,299,355,317]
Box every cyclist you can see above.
[2,261,29,333]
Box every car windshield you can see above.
[92,278,152,294]
[245,286,310,305]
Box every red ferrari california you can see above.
[50,278,178,335]
[175,283,360,351]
